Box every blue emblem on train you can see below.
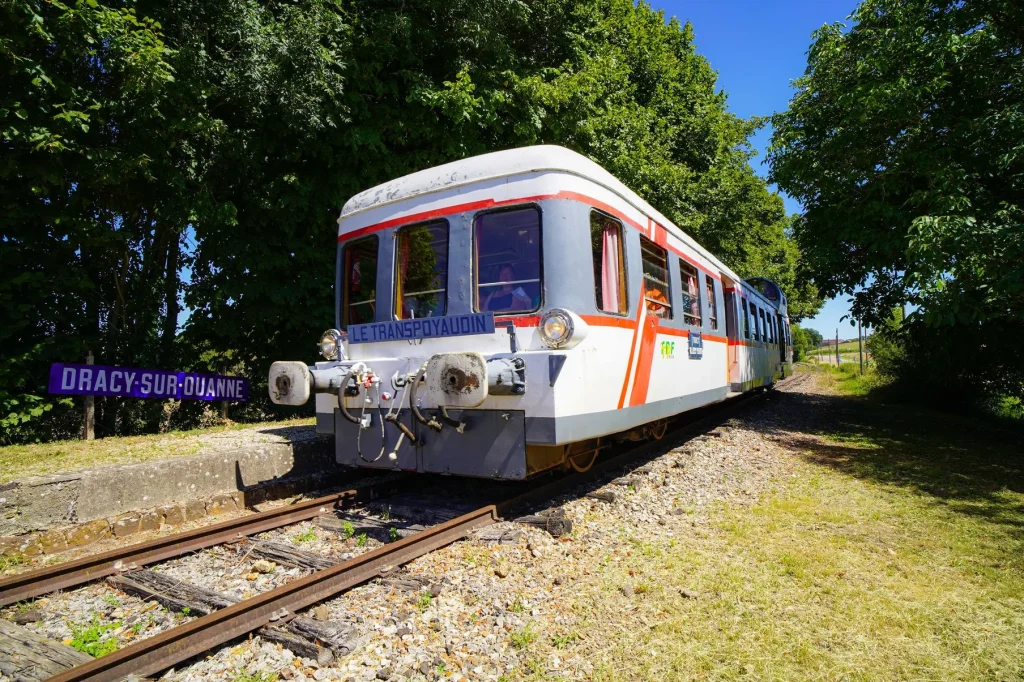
[688,331,704,359]
[348,312,496,344]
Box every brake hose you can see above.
[409,365,443,432]
[357,382,387,463]
[337,365,363,425]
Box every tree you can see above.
[769,0,1023,407]
[1,0,821,442]
[1,0,182,440]
[769,0,1023,328]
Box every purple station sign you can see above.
[49,363,248,402]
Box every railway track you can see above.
[3,378,796,682]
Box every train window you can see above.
[706,277,719,331]
[394,220,448,320]
[679,261,701,327]
[640,237,672,319]
[590,211,627,314]
[753,307,761,341]
[475,206,542,314]
[341,235,379,328]
[759,309,767,343]
[742,298,750,339]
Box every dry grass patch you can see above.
[0,417,314,482]
[529,381,1024,681]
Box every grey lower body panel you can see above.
[334,409,527,479]
[526,386,728,445]
[332,386,729,479]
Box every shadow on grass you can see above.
[764,381,1024,537]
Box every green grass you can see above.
[0,417,314,483]
[69,619,121,658]
[233,671,278,682]
[554,370,1024,681]
[292,527,316,544]
[510,623,537,650]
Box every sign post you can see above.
[82,351,95,441]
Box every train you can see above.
[269,145,793,479]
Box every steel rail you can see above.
[45,505,500,682]
[0,477,407,607]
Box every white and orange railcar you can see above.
[269,146,792,479]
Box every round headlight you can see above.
[319,329,343,360]
[539,309,575,349]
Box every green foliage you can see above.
[769,0,1024,405]
[69,619,121,658]
[3,0,820,444]
[356,532,368,547]
[387,526,399,542]
[415,591,433,612]
[340,521,355,539]
[510,623,537,649]
[790,324,809,362]
[0,554,25,572]
[552,632,578,649]
[293,527,316,544]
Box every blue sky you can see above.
[656,0,863,339]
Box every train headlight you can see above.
[318,329,344,360]
[539,308,587,349]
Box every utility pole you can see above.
[82,350,95,440]
[858,319,864,374]
[835,328,840,365]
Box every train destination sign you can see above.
[48,363,249,402]
[347,312,496,344]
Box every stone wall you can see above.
[0,425,341,557]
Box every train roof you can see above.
[340,145,781,311]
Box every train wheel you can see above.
[566,438,601,473]
[646,420,668,441]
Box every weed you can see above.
[132,621,145,634]
[69,619,121,657]
[510,623,536,649]
[0,554,25,572]
[381,509,391,521]
[416,591,433,612]
[510,595,526,613]
[356,533,368,547]
[233,671,278,682]
[524,657,544,673]
[341,521,355,538]
[293,528,316,544]
[633,582,650,595]
[388,527,399,542]
[102,595,121,607]
[551,633,577,649]
[435,663,446,675]
[181,606,191,616]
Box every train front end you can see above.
[267,155,590,480]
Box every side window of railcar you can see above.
[342,235,379,328]
[706,277,719,331]
[639,237,672,319]
[679,261,701,327]
[742,298,750,339]
[590,211,627,315]
[394,220,448,320]
[475,207,542,314]
[753,307,760,341]
[759,309,767,343]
